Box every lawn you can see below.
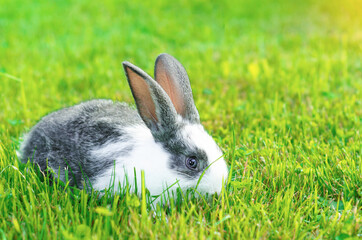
[0,0,361,238]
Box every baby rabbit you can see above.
[20,53,228,197]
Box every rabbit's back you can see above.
[20,99,142,187]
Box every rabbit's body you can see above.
[21,99,142,188]
[20,54,228,197]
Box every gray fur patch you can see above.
[20,99,142,188]
[149,85,179,134]
[156,122,208,179]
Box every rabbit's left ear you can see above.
[154,53,200,123]
[122,61,178,133]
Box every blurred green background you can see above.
[1,0,360,131]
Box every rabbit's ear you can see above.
[123,61,178,132]
[154,53,200,123]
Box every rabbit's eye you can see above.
[186,156,198,170]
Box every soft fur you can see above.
[20,53,229,197]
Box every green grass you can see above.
[0,0,361,238]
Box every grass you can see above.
[0,0,361,238]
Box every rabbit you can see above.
[20,53,229,198]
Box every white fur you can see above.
[90,140,133,161]
[91,122,228,197]
[92,125,190,196]
[18,133,30,159]
[180,124,228,194]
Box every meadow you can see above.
[0,0,361,238]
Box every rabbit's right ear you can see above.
[154,53,200,124]
[122,61,178,133]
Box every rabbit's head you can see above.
[122,54,228,195]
